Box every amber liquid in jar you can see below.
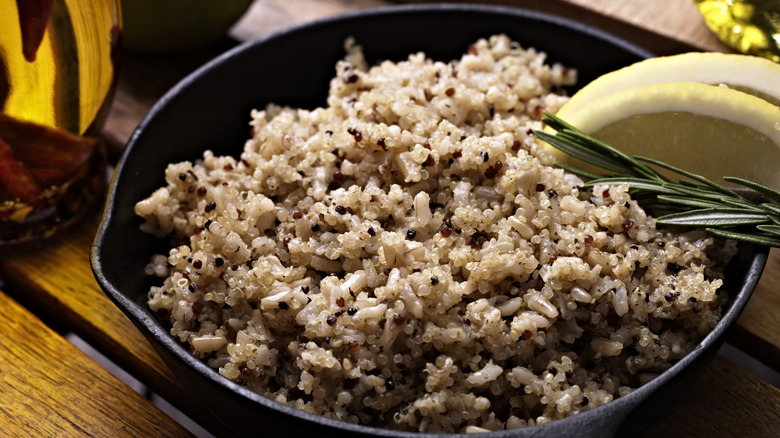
[694,0,780,62]
[0,0,120,248]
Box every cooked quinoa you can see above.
[136,35,732,433]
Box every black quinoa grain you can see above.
[311,223,320,232]
[193,260,202,269]
[667,263,683,274]
[367,227,376,237]
[482,151,489,162]
[406,229,416,240]
[335,205,347,215]
[343,71,359,83]
[548,367,557,376]
[430,276,439,285]
[347,307,357,316]
[548,190,558,198]
[205,201,216,212]
[581,397,589,406]
[214,257,224,267]
[278,302,289,310]
[178,173,187,181]
[326,315,337,325]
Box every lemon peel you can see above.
[559,52,780,115]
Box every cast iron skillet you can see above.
[91,4,768,437]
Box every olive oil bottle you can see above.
[0,0,120,247]
[694,0,780,62]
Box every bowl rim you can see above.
[91,3,766,437]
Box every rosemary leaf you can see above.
[761,202,780,216]
[656,195,723,209]
[535,131,633,174]
[718,197,768,213]
[635,156,738,197]
[584,177,680,196]
[723,177,780,203]
[656,208,769,227]
[661,183,726,201]
[637,202,689,213]
[756,225,780,237]
[705,228,780,247]
[553,163,602,180]
[564,131,659,180]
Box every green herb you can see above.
[535,111,780,248]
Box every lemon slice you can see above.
[561,52,780,115]
[551,81,780,189]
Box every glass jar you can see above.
[0,0,121,248]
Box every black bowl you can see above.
[91,4,768,437]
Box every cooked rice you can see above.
[136,35,733,433]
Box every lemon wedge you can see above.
[560,52,780,114]
[550,81,780,189]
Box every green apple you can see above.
[121,0,254,53]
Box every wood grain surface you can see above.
[0,289,192,437]
[1,0,779,436]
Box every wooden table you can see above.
[2,1,779,436]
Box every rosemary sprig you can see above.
[535,111,780,247]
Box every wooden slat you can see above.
[728,248,780,371]
[0,289,192,437]
[640,356,780,437]
[0,214,227,437]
